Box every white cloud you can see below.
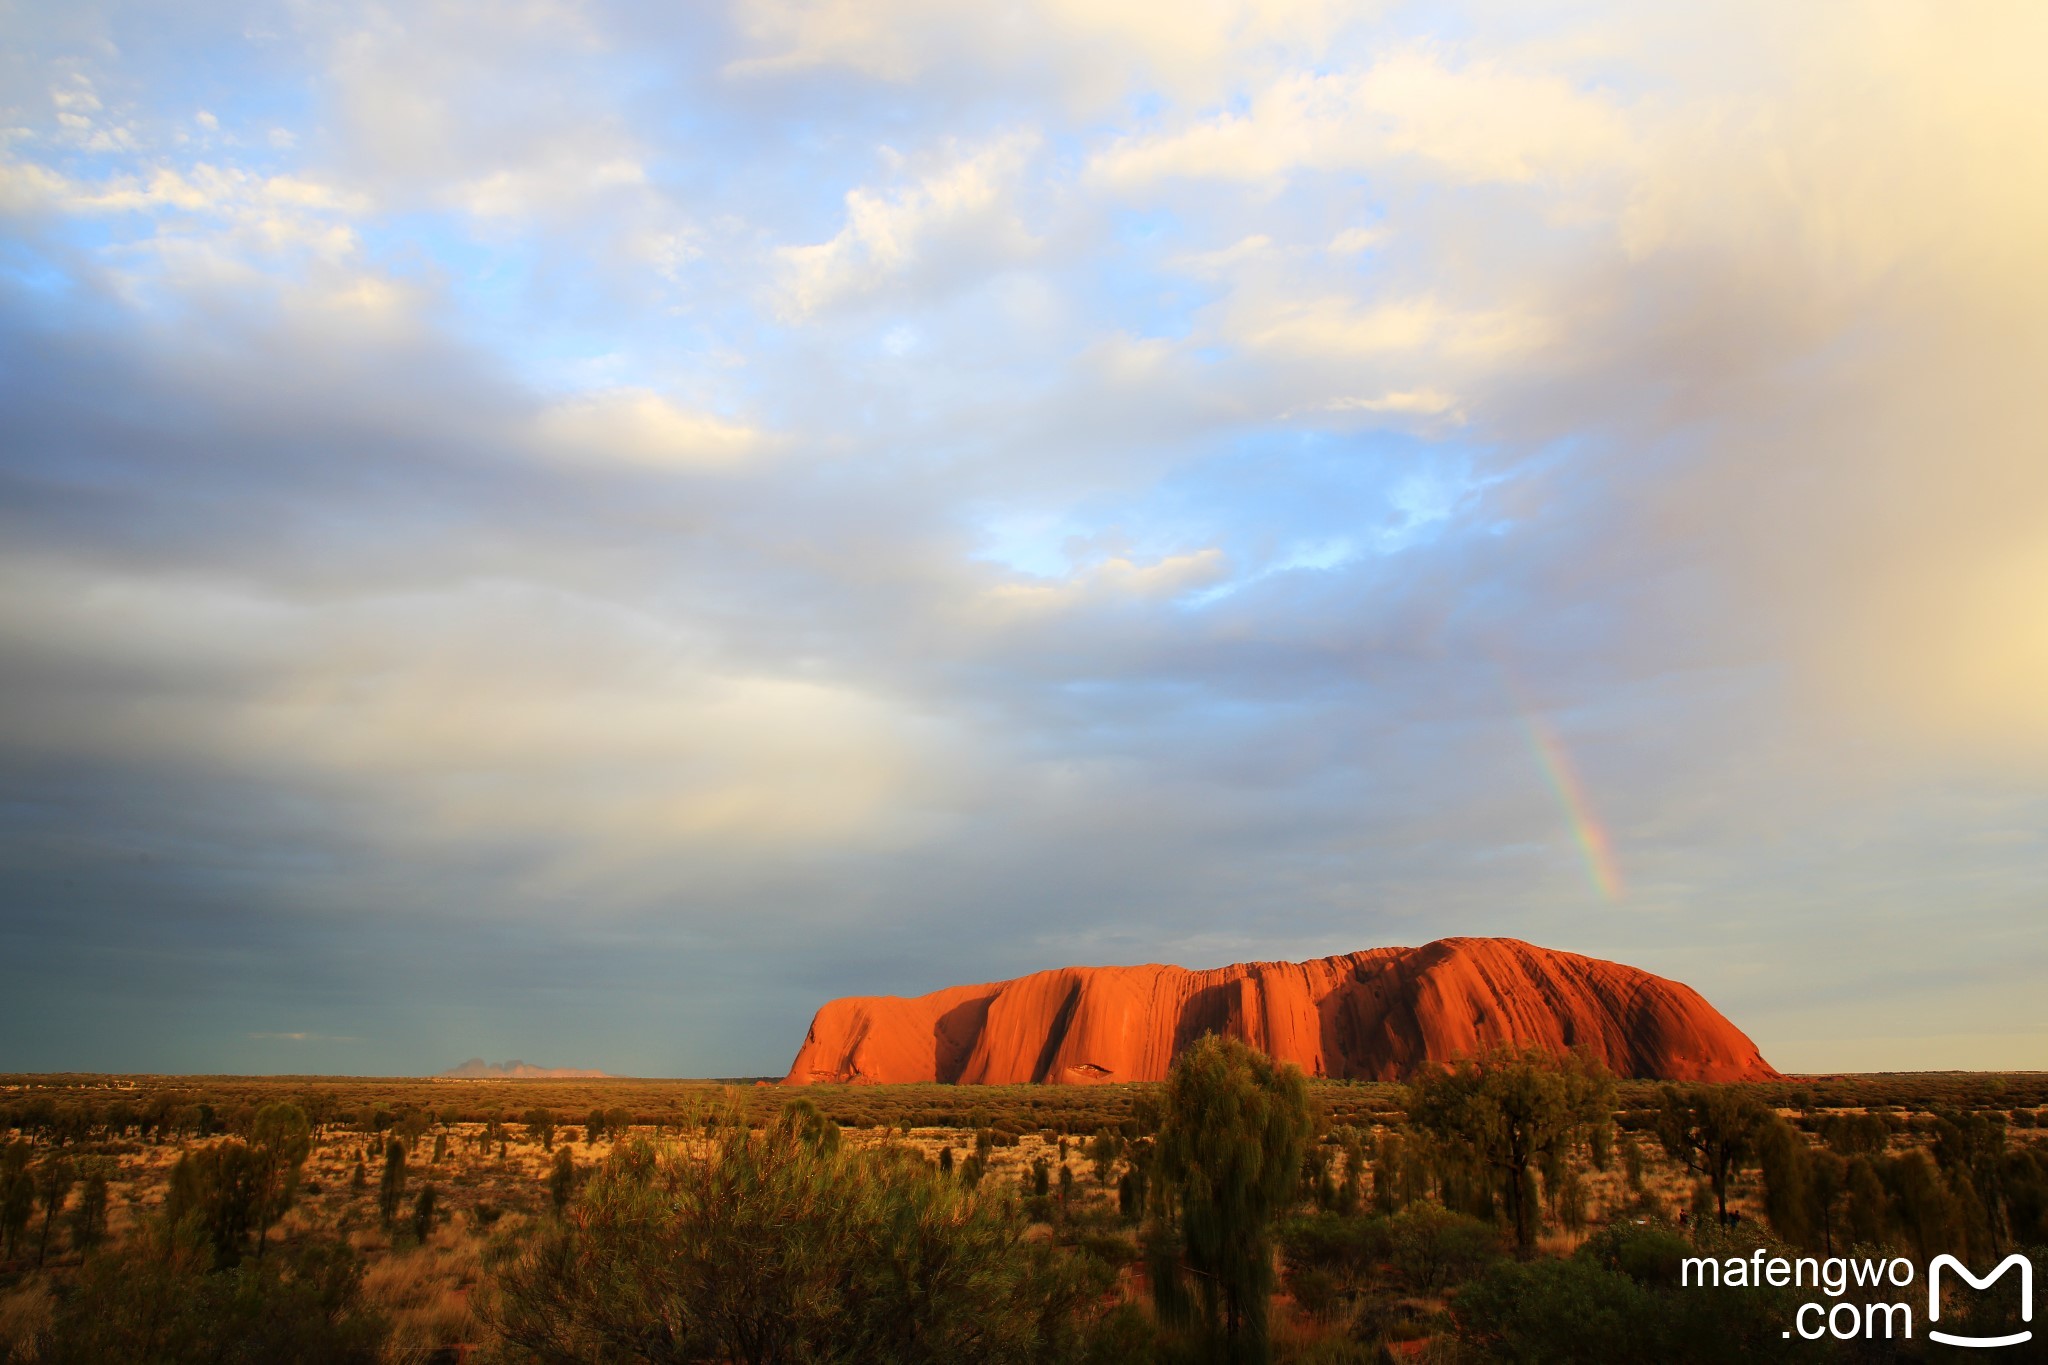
[1320,389,1460,418]
[982,548,1230,616]
[727,0,1363,105]
[454,155,646,219]
[535,389,768,470]
[776,133,1042,316]
[1089,50,1636,189]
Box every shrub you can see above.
[38,1222,387,1364]
[1386,1203,1501,1294]
[488,1102,1108,1362]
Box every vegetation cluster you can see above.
[2,1063,2045,1362]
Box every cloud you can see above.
[1088,50,1636,189]
[983,547,1230,616]
[535,389,768,469]
[2,0,2046,1075]
[726,0,1362,105]
[776,133,1042,316]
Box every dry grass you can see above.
[0,1276,53,1362]
[359,1215,488,1363]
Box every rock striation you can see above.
[783,937,1777,1085]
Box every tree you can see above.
[488,1104,1106,1362]
[377,1138,407,1227]
[35,1154,77,1267]
[524,1107,557,1151]
[249,1102,312,1262]
[68,1156,115,1253]
[1653,1085,1770,1227]
[1088,1130,1119,1186]
[165,1140,265,1267]
[1406,1046,1615,1253]
[549,1146,576,1214]
[1805,1148,1849,1254]
[1,1141,33,1259]
[1334,1130,1364,1216]
[1117,1165,1148,1223]
[1150,1034,1316,1362]
[411,1183,438,1242]
[1757,1115,1815,1248]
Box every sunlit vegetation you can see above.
[1,1066,2045,1361]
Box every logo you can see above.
[1928,1253,2033,1349]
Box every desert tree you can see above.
[377,1139,407,1227]
[1653,1085,1770,1228]
[394,1111,429,1155]
[67,1156,115,1254]
[1117,1165,1148,1223]
[249,1102,312,1262]
[1150,1033,1316,1362]
[1088,1130,1119,1186]
[1757,1114,1817,1248]
[165,1140,264,1267]
[549,1146,576,1214]
[1,1141,33,1259]
[524,1107,557,1152]
[1335,1128,1364,1216]
[34,1154,77,1267]
[1373,1131,1405,1215]
[1405,1045,1615,1253]
[1619,1131,1647,1195]
[411,1183,438,1242]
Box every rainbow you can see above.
[1519,710,1625,902]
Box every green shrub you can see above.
[39,1222,386,1365]
[489,1102,1109,1362]
[1386,1203,1501,1294]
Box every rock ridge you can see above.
[782,937,1777,1085]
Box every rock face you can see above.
[783,937,1777,1085]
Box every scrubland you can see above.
[1,1066,2044,1362]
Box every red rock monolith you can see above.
[782,937,1777,1084]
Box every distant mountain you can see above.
[437,1058,611,1079]
[786,937,1779,1085]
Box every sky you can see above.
[2,1,2045,1078]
